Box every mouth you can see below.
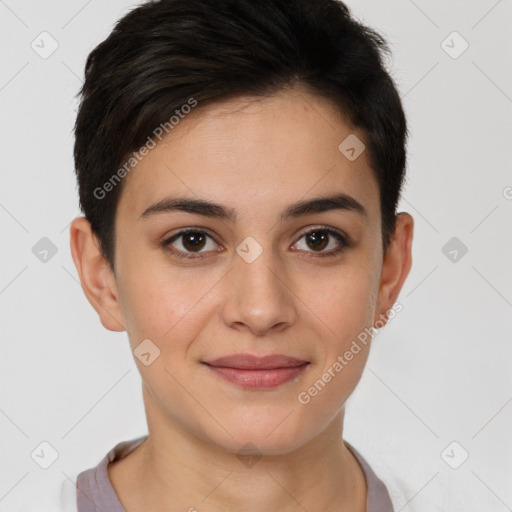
[202,354,310,389]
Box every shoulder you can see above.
[3,473,78,512]
[58,474,79,512]
[376,470,416,511]
[346,440,417,511]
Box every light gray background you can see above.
[1,0,511,510]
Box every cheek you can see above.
[296,263,377,342]
[293,263,376,394]
[117,254,224,344]
[294,281,373,423]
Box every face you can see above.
[72,86,413,456]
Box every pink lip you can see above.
[202,354,310,390]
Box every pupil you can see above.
[307,231,327,251]
[183,232,205,251]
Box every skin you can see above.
[70,86,413,512]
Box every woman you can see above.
[69,0,414,509]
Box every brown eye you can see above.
[292,228,349,257]
[305,231,329,251]
[163,229,221,259]
[181,232,207,252]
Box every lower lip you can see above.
[203,364,309,389]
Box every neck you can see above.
[108,386,367,512]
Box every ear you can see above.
[374,212,414,327]
[69,216,126,332]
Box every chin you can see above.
[204,418,312,458]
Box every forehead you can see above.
[116,87,380,224]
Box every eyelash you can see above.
[162,226,351,260]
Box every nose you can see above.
[219,244,298,336]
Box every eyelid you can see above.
[162,224,351,259]
[294,224,351,245]
[162,227,222,259]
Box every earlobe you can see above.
[373,212,414,327]
[69,216,126,332]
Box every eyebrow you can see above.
[139,193,368,222]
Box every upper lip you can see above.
[203,354,309,370]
